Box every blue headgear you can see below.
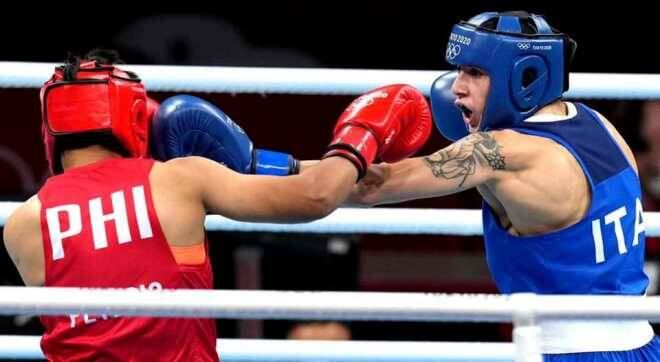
[444,11,576,131]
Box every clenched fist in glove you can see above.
[323,84,432,179]
[150,95,299,175]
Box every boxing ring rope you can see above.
[1,287,660,322]
[0,335,515,361]
[4,202,660,236]
[0,288,658,361]
[2,62,660,99]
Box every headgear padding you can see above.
[443,11,576,131]
[40,60,148,174]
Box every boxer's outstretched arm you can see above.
[169,83,430,219]
[346,131,516,206]
[169,156,357,223]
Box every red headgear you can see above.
[40,60,149,174]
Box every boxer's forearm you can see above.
[299,160,320,173]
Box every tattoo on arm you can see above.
[423,132,505,187]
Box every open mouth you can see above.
[456,103,473,118]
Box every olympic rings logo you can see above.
[517,42,530,50]
[446,43,461,60]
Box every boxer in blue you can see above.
[343,10,660,361]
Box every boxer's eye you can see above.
[459,66,485,77]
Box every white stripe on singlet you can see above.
[540,320,654,354]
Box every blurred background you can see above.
[0,0,658,349]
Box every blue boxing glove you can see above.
[429,71,469,141]
[150,95,299,175]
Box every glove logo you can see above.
[517,42,531,50]
[349,91,389,113]
[383,129,395,146]
[446,43,461,60]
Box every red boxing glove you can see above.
[378,86,432,163]
[323,84,432,179]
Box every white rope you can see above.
[204,208,482,235]
[3,201,660,236]
[0,287,659,322]
[0,335,515,361]
[1,62,659,99]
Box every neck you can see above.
[536,100,567,116]
[61,146,123,171]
